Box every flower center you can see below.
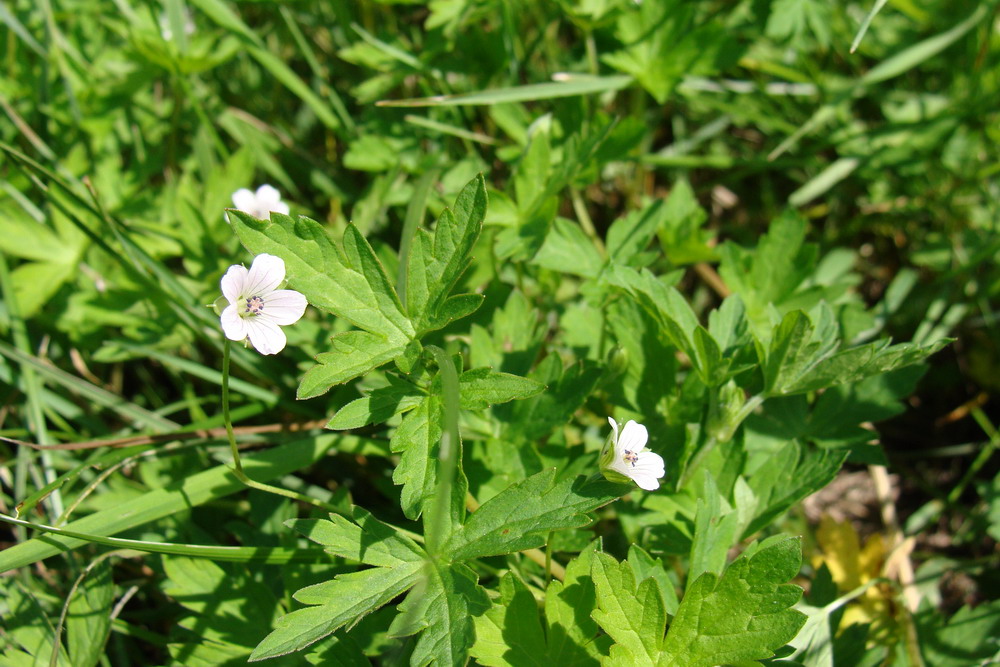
[623,450,639,467]
[244,295,265,316]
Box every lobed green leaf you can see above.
[659,536,806,667]
[444,469,628,561]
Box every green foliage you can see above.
[659,537,807,667]
[66,560,114,667]
[590,537,805,667]
[250,472,621,664]
[444,469,627,561]
[471,543,611,666]
[916,599,1000,667]
[1,0,986,664]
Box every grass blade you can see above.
[377,75,632,107]
[0,341,179,431]
[0,432,377,571]
[850,0,890,54]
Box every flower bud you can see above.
[605,344,628,378]
[707,380,747,443]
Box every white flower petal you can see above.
[221,264,249,303]
[632,470,662,491]
[245,253,285,296]
[618,420,648,454]
[220,304,248,341]
[273,200,290,215]
[608,416,619,446]
[607,456,632,479]
[261,289,307,326]
[255,184,282,207]
[231,188,257,212]
[245,316,286,355]
[633,451,665,478]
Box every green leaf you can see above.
[405,175,487,332]
[443,469,627,561]
[760,308,947,398]
[607,198,667,266]
[743,441,847,536]
[603,264,700,363]
[917,599,1000,667]
[501,356,603,443]
[326,380,424,430]
[227,209,415,345]
[251,510,428,661]
[298,331,409,400]
[859,3,990,86]
[761,310,836,396]
[687,473,742,589]
[391,561,490,667]
[660,537,806,667]
[544,541,610,664]
[470,573,548,667]
[341,223,412,336]
[163,556,281,653]
[533,217,604,278]
[472,542,610,666]
[627,545,679,617]
[11,260,74,318]
[746,366,925,455]
[718,212,818,337]
[602,1,735,103]
[766,0,833,48]
[1,580,71,665]
[606,298,678,415]
[304,634,373,667]
[591,551,665,666]
[189,0,342,130]
[391,394,445,520]
[691,326,724,387]
[421,293,485,332]
[287,508,425,567]
[457,367,545,410]
[514,116,553,214]
[655,181,714,266]
[249,563,423,661]
[783,337,948,396]
[228,211,415,396]
[66,560,113,667]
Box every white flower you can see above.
[231,185,290,219]
[219,254,307,355]
[602,417,665,491]
[159,10,195,41]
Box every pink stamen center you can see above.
[245,295,264,315]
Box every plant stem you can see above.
[570,186,606,257]
[397,169,437,309]
[680,394,764,488]
[426,345,461,556]
[221,340,340,515]
[949,406,999,505]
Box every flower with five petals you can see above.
[600,417,665,491]
[219,254,306,355]
[231,185,289,219]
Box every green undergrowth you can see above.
[1,0,998,665]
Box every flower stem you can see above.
[680,394,764,488]
[425,345,462,557]
[222,340,340,514]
